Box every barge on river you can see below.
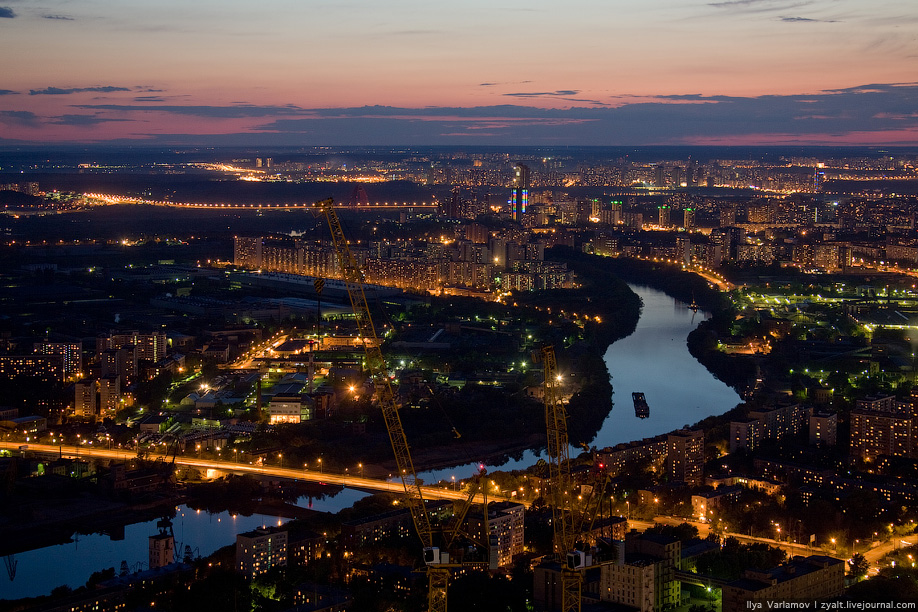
[632,392,650,419]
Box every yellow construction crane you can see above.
[312,197,487,612]
[537,345,609,612]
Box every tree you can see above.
[86,567,115,588]
[848,552,869,580]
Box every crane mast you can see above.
[540,345,583,612]
[541,346,612,612]
[314,197,486,612]
[313,198,433,546]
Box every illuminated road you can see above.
[0,442,514,506]
[632,255,733,292]
[83,193,437,210]
[692,269,733,292]
[225,332,289,370]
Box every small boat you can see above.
[632,392,650,419]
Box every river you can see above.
[418,284,741,483]
[593,284,741,444]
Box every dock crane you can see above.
[312,198,487,612]
[537,345,609,612]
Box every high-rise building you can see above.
[849,408,916,461]
[730,418,764,453]
[468,502,525,569]
[675,236,692,266]
[809,411,837,446]
[747,202,774,224]
[34,342,82,378]
[600,532,681,611]
[683,208,695,231]
[236,528,288,579]
[666,429,704,486]
[104,331,167,363]
[509,164,530,221]
[100,347,133,380]
[0,355,64,381]
[685,160,696,186]
[658,205,671,228]
[74,381,96,418]
[234,236,264,268]
[99,375,121,417]
[149,532,175,569]
[672,167,684,187]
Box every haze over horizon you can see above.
[2,0,917,147]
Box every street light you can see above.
[318,458,322,474]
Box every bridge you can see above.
[83,193,438,210]
[0,442,516,506]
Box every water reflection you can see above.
[3,487,369,600]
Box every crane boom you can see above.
[313,198,433,549]
[314,198,468,612]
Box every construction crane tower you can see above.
[538,345,610,612]
[312,197,488,612]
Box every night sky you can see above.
[1,0,916,146]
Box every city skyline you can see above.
[1,0,917,146]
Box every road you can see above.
[639,515,859,559]
[226,332,288,369]
[693,269,733,292]
[1,442,515,506]
[83,193,437,210]
[862,535,918,568]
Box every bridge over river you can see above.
[0,442,517,506]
